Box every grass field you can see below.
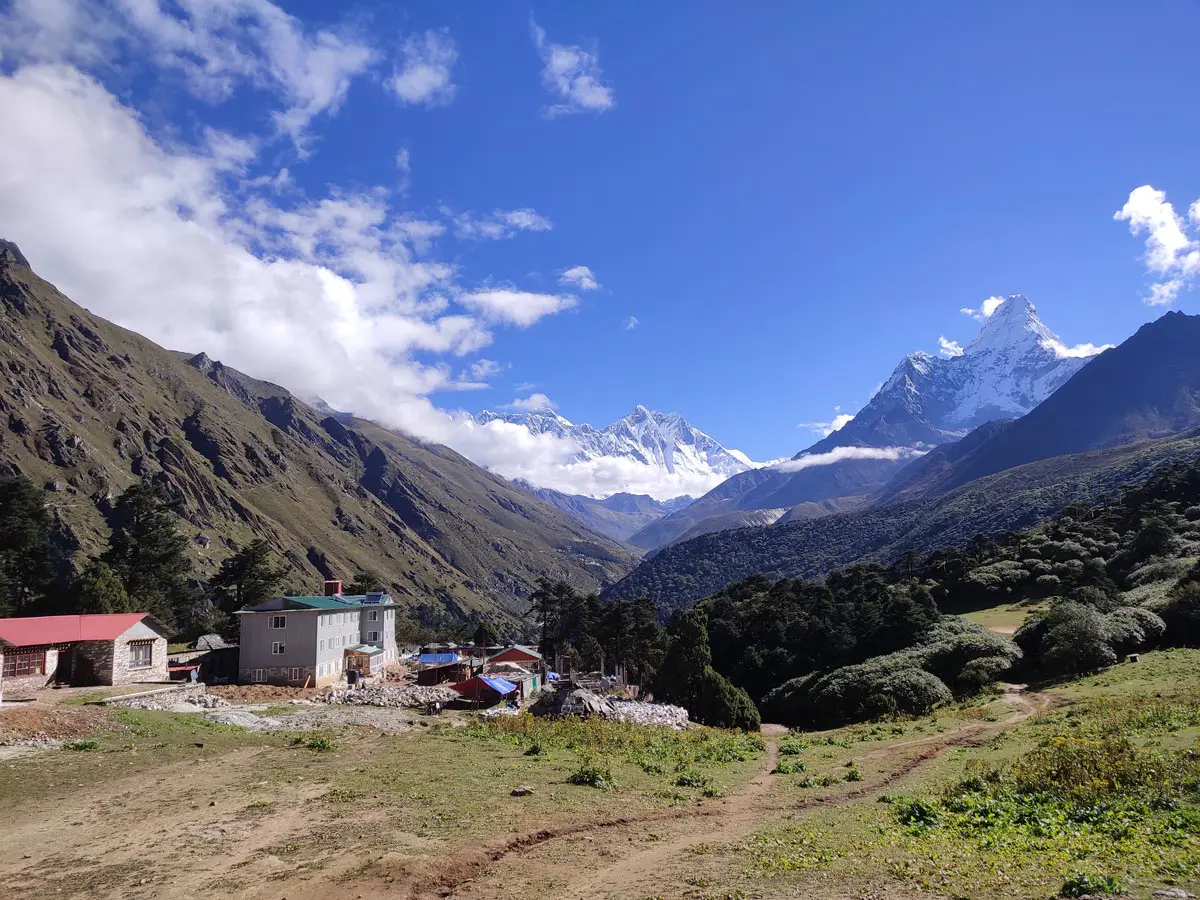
[960,600,1050,634]
[1,651,1197,900]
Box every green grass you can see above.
[960,600,1049,634]
[728,650,1200,899]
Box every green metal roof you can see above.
[237,593,396,614]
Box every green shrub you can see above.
[291,732,336,752]
[63,739,100,752]
[894,797,940,831]
[772,759,806,775]
[568,757,617,790]
[1060,873,1125,897]
[674,769,711,788]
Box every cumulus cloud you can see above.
[0,0,378,152]
[623,316,639,331]
[938,336,964,358]
[770,446,923,474]
[0,62,596,490]
[466,359,506,380]
[959,296,1006,321]
[1040,338,1113,359]
[530,19,614,117]
[503,392,558,412]
[386,29,457,107]
[799,407,855,437]
[459,288,576,327]
[451,208,553,240]
[1115,185,1200,306]
[559,265,599,290]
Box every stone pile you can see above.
[320,684,458,708]
[609,701,690,730]
[116,688,225,711]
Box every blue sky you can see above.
[1,1,1199,497]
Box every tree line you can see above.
[0,475,292,637]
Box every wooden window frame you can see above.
[268,615,286,630]
[271,641,286,655]
[128,641,154,669]
[2,650,47,678]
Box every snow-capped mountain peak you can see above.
[473,405,755,498]
[809,295,1107,452]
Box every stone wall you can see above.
[112,635,169,685]
[0,646,59,698]
[74,640,116,685]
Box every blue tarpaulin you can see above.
[418,652,460,666]
[479,676,518,695]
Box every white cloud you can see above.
[0,0,377,152]
[451,208,553,240]
[799,407,855,437]
[770,446,924,474]
[1145,279,1183,307]
[530,20,614,117]
[459,288,576,327]
[959,296,1006,322]
[623,316,639,331]
[0,64,597,485]
[394,146,411,192]
[1039,338,1113,359]
[938,336,964,358]
[386,29,457,107]
[1115,185,1200,307]
[504,392,557,412]
[466,359,506,380]
[559,265,599,290]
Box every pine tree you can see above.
[71,561,134,614]
[0,475,58,616]
[472,620,500,647]
[102,482,194,629]
[211,539,289,614]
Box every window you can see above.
[367,631,381,642]
[252,668,265,683]
[268,615,286,630]
[367,610,378,622]
[319,639,326,651]
[271,641,286,655]
[289,667,300,682]
[128,641,153,669]
[2,650,46,678]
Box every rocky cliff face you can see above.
[0,242,632,626]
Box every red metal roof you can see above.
[0,613,157,648]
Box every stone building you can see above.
[0,613,171,697]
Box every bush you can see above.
[1060,873,1125,897]
[63,739,100,752]
[772,759,806,774]
[763,657,951,729]
[568,757,617,790]
[695,666,761,731]
[291,732,336,752]
[1160,580,1200,646]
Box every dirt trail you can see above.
[436,687,1052,900]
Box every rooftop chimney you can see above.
[323,579,343,597]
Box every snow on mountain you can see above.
[810,295,1108,453]
[474,404,754,499]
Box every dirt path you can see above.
[437,687,1052,900]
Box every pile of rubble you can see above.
[113,689,226,711]
[610,700,690,730]
[320,684,458,708]
[530,687,691,729]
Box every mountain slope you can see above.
[635,295,1100,550]
[897,311,1200,496]
[518,485,692,543]
[0,242,633,626]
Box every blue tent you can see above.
[479,676,517,695]
[418,652,460,666]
